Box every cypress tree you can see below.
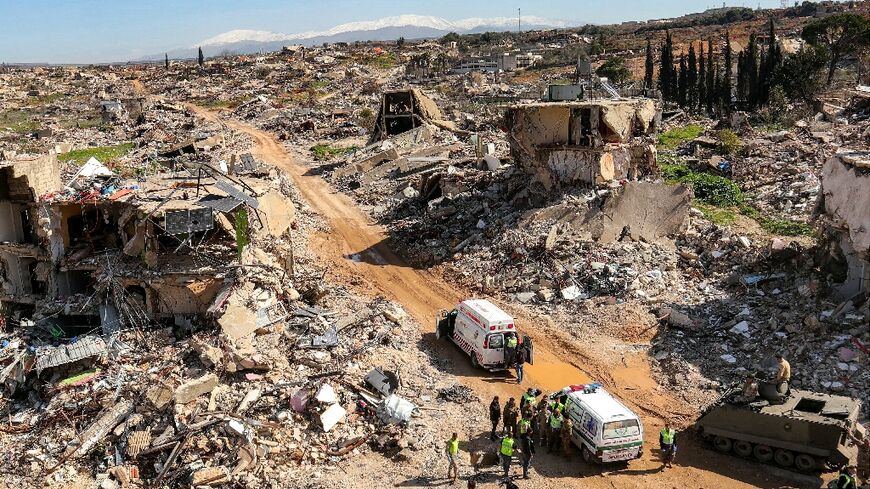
[644,39,655,89]
[198,47,204,68]
[759,48,769,105]
[747,34,759,108]
[678,55,688,108]
[164,53,169,70]
[688,44,698,111]
[706,39,715,114]
[698,43,706,113]
[713,61,722,115]
[723,31,733,113]
[736,51,746,102]
[659,32,674,101]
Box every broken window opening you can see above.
[569,108,594,147]
[56,270,96,297]
[66,208,122,252]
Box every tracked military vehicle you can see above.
[696,384,863,472]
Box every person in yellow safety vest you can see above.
[836,465,857,489]
[548,398,564,415]
[505,333,518,365]
[518,417,531,436]
[446,432,460,482]
[547,410,563,453]
[520,388,536,412]
[659,423,677,468]
[500,435,515,478]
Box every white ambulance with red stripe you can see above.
[436,299,533,371]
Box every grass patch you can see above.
[309,79,331,90]
[58,143,135,165]
[662,163,743,207]
[199,97,251,109]
[696,204,738,225]
[759,217,815,237]
[366,53,397,69]
[0,110,41,133]
[310,144,358,161]
[34,93,66,105]
[658,124,704,150]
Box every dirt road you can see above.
[186,104,822,489]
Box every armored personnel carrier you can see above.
[696,385,863,472]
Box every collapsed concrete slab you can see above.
[505,99,660,189]
[585,182,693,243]
[821,150,870,298]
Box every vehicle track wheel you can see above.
[774,448,794,467]
[794,453,816,472]
[582,445,594,464]
[713,436,732,453]
[733,440,753,457]
[470,353,480,369]
[753,444,774,462]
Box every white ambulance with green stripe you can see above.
[560,383,644,464]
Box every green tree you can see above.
[164,53,169,70]
[746,34,760,108]
[722,31,733,113]
[772,45,828,102]
[698,43,706,112]
[644,39,655,89]
[597,56,632,84]
[802,13,870,85]
[687,44,698,110]
[659,31,675,101]
[678,55,687,107]
[706,39,715,114]
[198,47,204,68]
[396,37,406,49]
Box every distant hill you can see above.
[144,14,570,60]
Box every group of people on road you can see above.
[485,388,576,480]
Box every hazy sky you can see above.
[0,0,793,63]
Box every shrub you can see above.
[310,144,358,161]
[662,163,744,207]
[760,218,815,237]
[717,129,742,155]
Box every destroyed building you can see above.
[368,89,448,143]
[0,154,61,311]
[1,151,296,342]
[505,98,661,189]
[821,150,870,298]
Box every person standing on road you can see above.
[659,423,677,468]
[503,397,518,438]
[519,431,535,479]
[446,432,460,482]
[489,396,501,440]
[505,333,518,366]
[514,350,525,385]
[500,434,515,479]
[536,400,550,448]
[548,409,563,453]
[520,387,536,413]
[517,415,531,438]
[560,414,573,454]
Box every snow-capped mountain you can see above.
[147,14,571,60]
